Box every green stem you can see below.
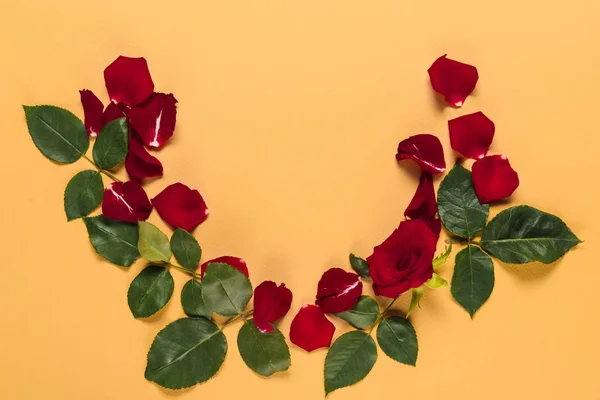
[166,261,201,279]
[222,309,254,330]
[369,297,399,334]
[83,154,122,183]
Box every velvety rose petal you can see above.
[405,172,437,221]
[79,89,104,137]
[448,112,495,159]
[396,134,446,174]
[125,133,163,182]
[472,155,519,204]
[289,305,335,352]
[426,218,442,236]
[128,93,177,148]
[253,281,293,333]
[315,268,362,313]
[428,55,479,107]
[102,102,126,126]
[200,256,249,278]
[152,183,209,231]
[102,181,152,223]
[103,56,154,106]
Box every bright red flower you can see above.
[200,256,248,278]
[472,155,519,203]
[79,89,104,137]
[396,134,446,174]
[253,281,293,333]
[448,112,495,159]
[405,173,437,221]
[315,268,362,313]
[428,55,479,107]
[289,305,335,352]
[102,181,152,223]
[102,102,126,126]
[125,133,163,182]
[128,93,177,148]
[152,183,209,231]
[103,56,154,106]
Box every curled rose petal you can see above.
[103,56,154,106]
[426,218,442,236]
[315,268,362,313]
[102,181,152,223]
[472,155,519,204]
[128,93,177,148]
[79,89,104,137]
[428,55,479,107]
[396,134,446,174]
[253,281,293,333]
[405,172,437,221]
[448,112,495,159]
[102,102,126,127]
[152,183,209,231]
[200,256,249,278]
[125,133,163,182]
[289,304,335,352]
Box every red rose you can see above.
[367,219,438,298]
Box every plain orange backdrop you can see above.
[1,1,599,399]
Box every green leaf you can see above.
[480,205,581,264]
[334,295,379,329]
[171,228,201,270]
[237,319,291,377]
[425,272,448,289]
[349,254,370,278]
[181,279,211,318]
[83,215,139,267]
[433,243,452,270]
[406,286,424,318]
[145,318,227,389]
[138,221,172,263]
[202,263,253,317]
[127,265,174,318]
[437,163,489,239]
[64,170,103,221]
[23,105,89,164]
[376,316,418,366]
[92,117,129,169]
[324,330,377,395]
[451,245,494,317]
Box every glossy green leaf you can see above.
[437,163,489,238]
[23,105,89,164]
[425,272,448,289]
[334,295,379,329]
[237,319,291,377]
[433,244,452,270]
[349,253,370,278]
[145,318,227,389]
[324,330,377,395]
[481,205,581,264]
[83,215,139,267]
[127,265,174,318]
[171,228,201,270]
[451,245,494,317]
[202,263,253,317]
[406,286,424,318]
[92,117,128,169]
[138,221,172,263]
[64,170,103,221]
[181,279,211,318]
[376,316,418,366]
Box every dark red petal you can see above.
[396,134,446,174]
[426,218,442,235]
[103,56,154,106]
[253,281,293,333]
[125,132,163,182]
[79,89,104,137]
[289,305,335,352]
[102,102,126,127]
[448,112,495,159]
[152,183,209,231]
[315,268,362,313]
[200,256,248,278]
[428,55,479,107]
[472,155,519,204]
[128,93,177,149]
[405,172,437,221]
[102,181,152,223]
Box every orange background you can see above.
[1,1,599,399]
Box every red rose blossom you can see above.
[253,281,293,333]
[315,268,362,313]
[102,181,152,223]
[289,305,335,352]
[396,134,446,174]
[125,133,163,182]
[79,89,104,137]
[200,256,248,278]
[472,155,519,203]
[448,112,495,159]
[152,183,209,231]
[128,93,177,148]
[428,55,479,107]
[104,56,154,106]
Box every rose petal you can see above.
[102,102,126,127]
[200,256,249,278]
[289,304,335,352]
[405,172,437,221]
[128,93,177,148]
[253,281,293,333]
[152,183,209,231]
[396,134,446,174]
[428,55,479,107]
[315,268,362,313]
[472,155,519,204]
[448,112,495,159]
[79,89,104,137]
[426,218,442,236]
[102,181,152,223]
[103,56,154,106]
[125,132,163,182]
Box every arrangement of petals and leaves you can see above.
[23,54,580,395]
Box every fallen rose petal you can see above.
[102,181,152,223]
[472,155,519,203]
[315,268,362,313]
[102,102,126,127]
[405,172,437,221]
[104,56,154,106]
[448,112,495,159]
[79,89,104,137]
[253,281,293,333]
[152,183,209,231]
[289,304,335,352]
[426,218,442,236]
[396,134,446,174]
[125,133,163,182]
[128,93,177,148]
[428,55,479,107]
[200,256,249,278]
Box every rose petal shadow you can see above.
[496,258,561,283]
